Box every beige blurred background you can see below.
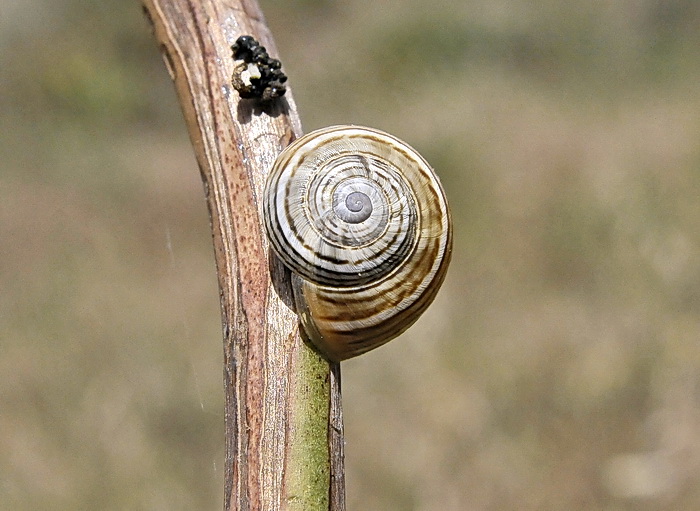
[2,1,699,509]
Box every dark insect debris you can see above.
[231,35,287,102]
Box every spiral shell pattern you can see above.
[264,125,452,361]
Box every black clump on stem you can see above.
[231,35,288,102]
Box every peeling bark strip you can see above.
[140,1,345,509]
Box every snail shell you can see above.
[264,125,452,361]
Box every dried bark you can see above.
[141,1,345,509]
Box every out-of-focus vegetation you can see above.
[1,0,699,509]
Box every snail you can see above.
[264,125,452,361]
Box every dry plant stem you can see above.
[140,1,345,510]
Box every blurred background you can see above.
[1,0,699,509]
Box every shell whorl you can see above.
[264,125,452,361]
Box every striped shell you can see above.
[264,125,452,361]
